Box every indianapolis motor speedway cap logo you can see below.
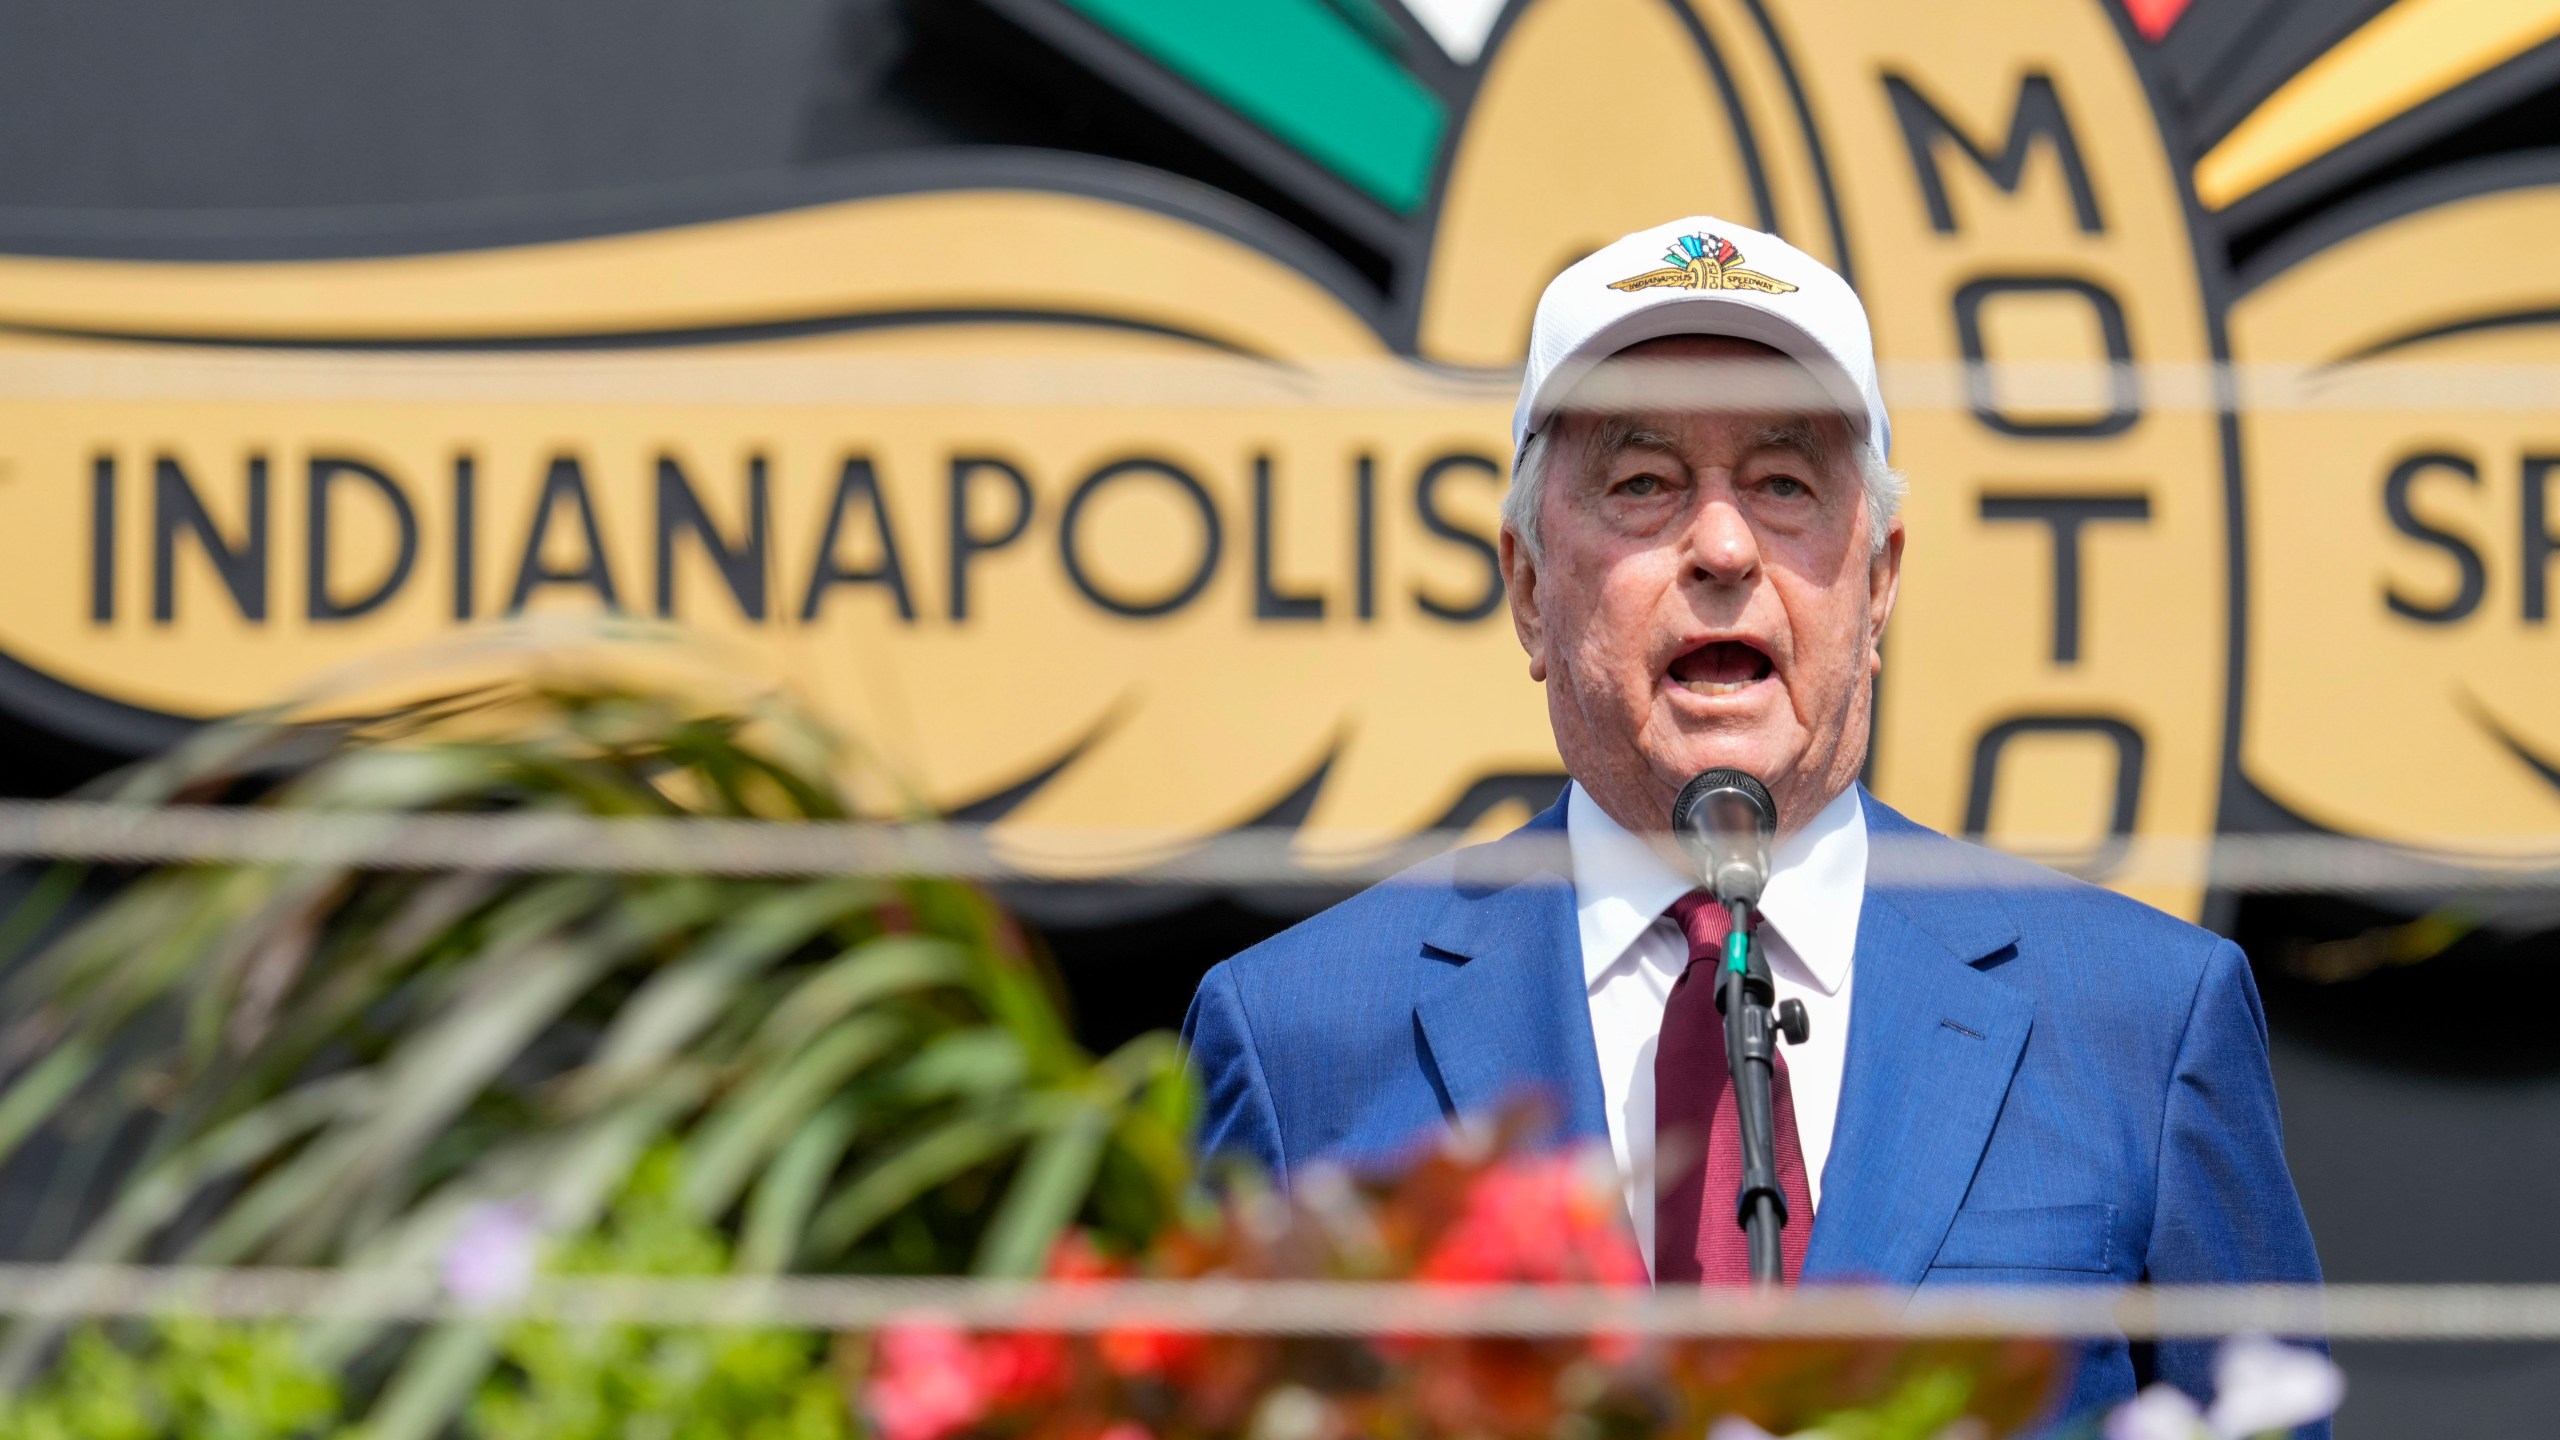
[0,0,2553,909]
[1609,234,1799,294]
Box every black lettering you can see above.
[507,455,622,614]
[947,456,1034,622]
[153,453,268,623]
[1252,455,1323,621]
[2525,454,2558,623]
[1963,714,2146,874]
[1354,453,1378,622]
[1884,71,2103,233]
[655,453,769,620]
[2382,452,2485,624]
[454,454,476,621]
[90,454,113,623]
[1412,453,1504,623]
[1978,493,2150,663]
[306,456,419,622]
[1954,277,2139,438]
[1059,458,1222,619]
[801,457,915,622]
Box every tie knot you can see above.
[1664,890,1734,967]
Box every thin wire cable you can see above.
[0,1267,2553,1340]
[0,800,2551,893]
[1,354,2558,412]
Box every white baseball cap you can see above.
[1511,216,1888,461]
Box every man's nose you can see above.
[1683,483,1760,585]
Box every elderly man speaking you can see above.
[1182,218,2321,1421]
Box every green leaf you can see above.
[306,1068,708,1374]
[883,1029,1026,1103]
[804,1102,1039,1258]
[0,864,88,976]
[680,1015,903,1220]
[973,1095,1112,1277]
[361,1321,499,1440]
[735,1095,864,1273]
[179,878,673,1263]
[569,879,883,1113]
[0,1039,98,1176]
[178,866,346,1072]
[0,1072,376,1392]
[318,884,720,1252]
[752,935,969,1059]
[68,1072,377,1263]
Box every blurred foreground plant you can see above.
[470,1145,849,1440]
[0,1320,342,1440]
[0,666,1192,1436]
[858,1110,2065,1440]
[0,655,2297,1440]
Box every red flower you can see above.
[865,1323,989,1440]
[975,1331,1070,1405]
[1046,1230,1119,1282]
[1097,1323,1206,1378]
[865,1320,1069,1440]
[1040,1229,1207,1379]
[1415,1148,1645,1287]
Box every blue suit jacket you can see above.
[1183,790,2325,1431]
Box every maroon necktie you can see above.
[1653,891,1812,1285]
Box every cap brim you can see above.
[1517,295,1877,453]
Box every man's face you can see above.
[1501,335,1904,840]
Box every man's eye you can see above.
[1618,475,1664,497]
[1764,475,1808,498]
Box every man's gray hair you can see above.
[1504,417,1905,562]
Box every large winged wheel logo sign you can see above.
[0,0,2552,913]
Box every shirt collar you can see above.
[1567,780,1868,996]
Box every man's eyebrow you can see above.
[1582,418,1684,471]
[1747,417,1839,463]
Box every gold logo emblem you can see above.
[1607,233,1798,295]
[0,0,2550,900]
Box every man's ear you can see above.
[1501,527,1548,682]
[1867,515,1905,674]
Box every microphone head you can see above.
[1670,768,1778,907]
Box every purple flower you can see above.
[441,1200,542,1309]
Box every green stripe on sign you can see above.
[1060,0,1446,214]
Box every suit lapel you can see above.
[1803,794,2032,1285]
[1412,799,1611,1146]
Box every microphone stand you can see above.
[1715,897,1793,1286]
[1670,765,1804,1288]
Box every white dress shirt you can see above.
[1567,780,1867,1276]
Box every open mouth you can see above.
[1668,639,1775,697]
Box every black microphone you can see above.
[1671,766,1796,1287]
[1670,768,1778,908]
